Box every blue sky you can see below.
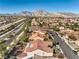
[0,0,79,13]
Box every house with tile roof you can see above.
[16,40,53,59]
[29,30,48,41]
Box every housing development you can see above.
[0,10,79,59]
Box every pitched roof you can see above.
[17,41,53,59]
[29,30,47,40]
[16,53,27,59]
[24,40,53,53]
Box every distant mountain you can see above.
[0,14,12,16]
[33,10,50,16]
[0,10,79,17]
[59,12,79,17]
[48,12,67,17]
[33,10,78,17]
[18,11,33,16]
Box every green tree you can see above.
[20,34,29,43]
[69,35,77,41]
[52,27,60,31]
[58,53,64,58]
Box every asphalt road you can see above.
[0,22,24,39]
[0,18,25,31]
[4,23,25,59]
[0,22,25,49]
[48,31,79,59]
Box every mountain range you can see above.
[0,10,79,17]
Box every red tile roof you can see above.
[24,40,53,53]
[17,40,53,59]
[16,53,27,59]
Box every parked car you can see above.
[73,50,77,55]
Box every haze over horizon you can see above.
[0,0,79,14]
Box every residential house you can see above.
[29,30,48,41]
[16,40,53,59]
